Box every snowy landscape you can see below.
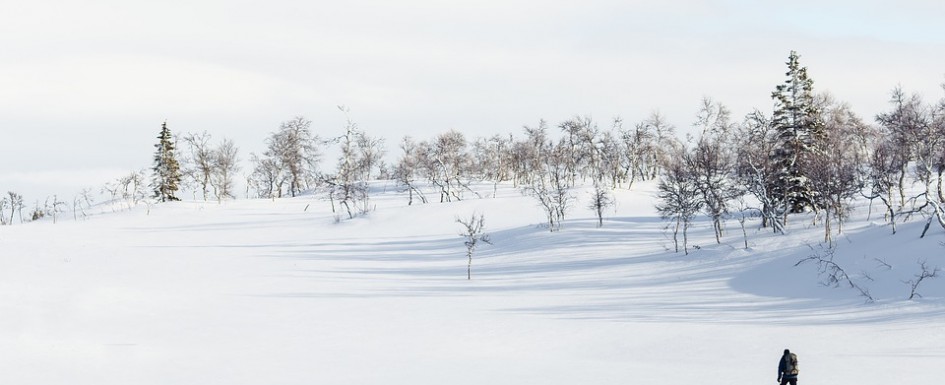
[2,178,943,384]
[3,2,945,384]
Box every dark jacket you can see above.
[778,354,798,379]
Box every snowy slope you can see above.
[1,180,943,385]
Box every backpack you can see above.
[784,353,799,375]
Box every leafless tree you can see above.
[735,110,784,233]
[914,95,945,237]
[597,126,626,188]
[262,116,320,197]
[327,109,371,219]
[471,134,512,196]
[101,181,120,209]
[632,120,657,181]
[49,195,67,224]
[807,96,871,244]
[212,138,240,200]
[80,188,94,211]
[393,136,427,205]
[558,117,583,185]
[376,161,392,180]
[688,137,738,244]
[181,132,240,201]
[457,212,491,280]
[629,111,676,181]
[182,131,215,201]
[0,197,7,225]
[4,191,24,225]
[876,87,926,208]
[933,101,945,205]
[414,130,473,202]
[438,130,475,201]
[120,171,147,208]
[873,87,945,237]
[102,171,146,210]
[356,131,385,181]
[694,97,735,141]
[614,116,642,187]
[863,137,904,234]
[559,115,601,185]
[71,195,83,221]
[513,120,551,186]
[588,181,614,228]
[688,100,739,244]
[248,152,287,199]
[523,143,573,232]
[656,146,702,255]
[72,188,94,221]
[731,196,760,250]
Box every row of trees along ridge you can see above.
[6,52,945,250]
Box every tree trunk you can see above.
[937,169,944,204]
[739,216,749,250]
[713,215,722,244]
[672,218,680,253]
[897,165,907,208]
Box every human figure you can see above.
[777,349,798,385]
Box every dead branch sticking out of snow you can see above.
[904,259,941,300]
[795,245,874,303]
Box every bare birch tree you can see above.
[393,136,427,205]
[656,146,702,255]
[588,181,614,228]
[6,191,24,225]
[457,213,491,280]
[182,131,215,201]
[735,110,785,233]
[212,138,240,200]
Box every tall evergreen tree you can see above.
[152,121,183,202]
[770,50,823,215]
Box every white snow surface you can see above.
[2,181,944,384]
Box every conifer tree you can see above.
[770,50,823,216]
[152,121,183,202]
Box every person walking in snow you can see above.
[777,349,799,385]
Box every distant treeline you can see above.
[4,51,944,244]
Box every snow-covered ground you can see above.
[2,181,943,384]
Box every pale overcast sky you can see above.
[2,0,944,199]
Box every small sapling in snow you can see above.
[457,213,491,280]
[904,260,940,300]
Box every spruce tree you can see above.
[152,121,183,202]
[770,50,823,216]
